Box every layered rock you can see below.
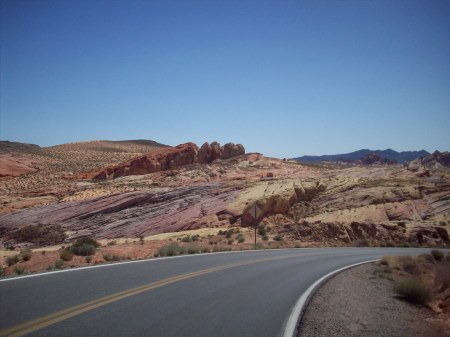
[92,141,245,180]
[229,178,327,226]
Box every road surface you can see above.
[0,247,436,337]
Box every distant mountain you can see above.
[292,149,430,164]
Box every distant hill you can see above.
[0,141,41,154]
[292,149,430,164]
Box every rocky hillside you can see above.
[1,144,449,249]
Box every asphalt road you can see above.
[0,247,437,337]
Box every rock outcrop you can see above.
[408,151,450,171]
[92,142,245,180]
[231,178,327,226]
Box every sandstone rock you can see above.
[91,141,246,180]
[221,143,245,159]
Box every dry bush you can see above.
[394,279,432,305]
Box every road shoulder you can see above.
[297,263,447,337]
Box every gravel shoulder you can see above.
[297,263,448,337]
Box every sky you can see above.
[1,0,449,158]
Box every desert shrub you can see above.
[397,222,406,228]
[274,234,283,241]
[70,237,100,256]
[201,247,210,253]
[20,248,33,261]
[187,246,200,254]
[54,259,64,269]
[6,255,19,266]
[237,234,245,243]
[384,241,396,247]
[431,249,444,261]
[60,248,73,261]
[380,256,390,266]
[393,279,432,305]
[102,253,120,261]
[257,226,267,236]
[419,253,434,263]
[107,240,116,246]
[158,243,183,257]
[192,234,200,241]
[10,224,66,246]
[262,234,269,241]
[352,238,369,247]
[399,256,419,274]
[225,230,233,239]
[181,236,193,243]
[227,239,234,245]
[0,266,4,276]
[85,256,93,263]
[13,265,25,275]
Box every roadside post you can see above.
[249,203,263,250]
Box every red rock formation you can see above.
[91,141,246,180]
[221,143,245,159]
[92,143,199,180]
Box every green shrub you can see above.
[274,234,283,241]
[393,279,432,305]
[431,250,444,261]
[19,248,33,261]
[70,237,100,256]
[60,248,73,261]
[54,259,64,269]
[13,265,25,275]
[6,255,19,266]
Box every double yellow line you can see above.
[0,253,315,337]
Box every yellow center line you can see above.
[0,252,322,337]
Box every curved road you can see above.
[0,248,436,337]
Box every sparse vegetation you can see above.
[13,265,26,275]
[273,234,283,241]
[54,259,64,269]
[20,248,32,261]
[6,255,19,267]
[431,249,444,261]
[157,243,184,257]
[60,247,73,261]
[9,224,66,246]
[70,237,100,256]
[393,279,432,305]
[352,238,369,247]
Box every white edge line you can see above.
[281,259,378,337]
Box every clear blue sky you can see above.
[1,0,449,157]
